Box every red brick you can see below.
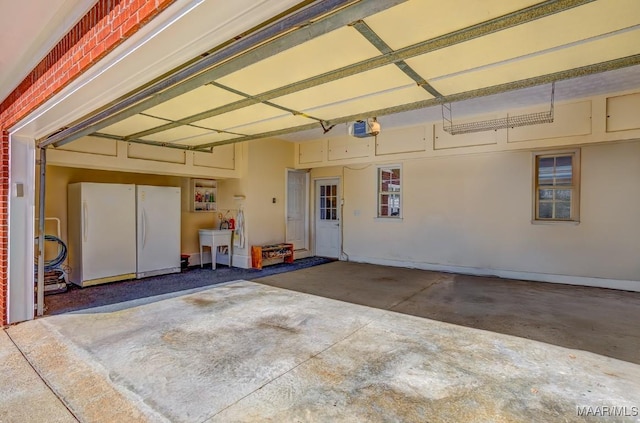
[78,52,91,70]
[122,13,140,36]
[104,27,122,49]
[111,10,127,31]
[138,1,157,20]
[91,42,107,61]
[82,36,98,57]
[96,23,111,42]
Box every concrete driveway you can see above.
[3,275,640,422]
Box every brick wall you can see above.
[0,0,176,325]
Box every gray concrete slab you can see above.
[0,329,76,423]
[213,314,640,423]
[257,261,640,364]
[6,280,640,422]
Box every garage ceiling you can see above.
[43,0,640,150]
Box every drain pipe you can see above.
[36,147,46,316]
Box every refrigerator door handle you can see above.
[142,209,147,248]
[83,202,88,242]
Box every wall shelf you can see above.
[191,179,217,212]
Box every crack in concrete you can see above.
[387,277,445,311]
[201,320,374,423]
[5,328,81,423]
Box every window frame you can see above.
[377,164,402,219]
[532,149,580,224]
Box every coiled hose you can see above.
[34,235,68,272]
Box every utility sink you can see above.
[198,229,232,269]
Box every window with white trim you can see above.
[378,165,401,218]
[533,150,580,222]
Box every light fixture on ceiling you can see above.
[442,82,555,135]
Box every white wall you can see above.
[310,140,640,290]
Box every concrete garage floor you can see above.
[2,263,639,422]
[258,262,640,365]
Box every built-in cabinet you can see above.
[191,178,217,212]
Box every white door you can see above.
[286,170,308,250]
[315,179,341,258]
[137,185,181,276]
[82,183,137,280]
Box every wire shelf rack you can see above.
[442,82,555,135]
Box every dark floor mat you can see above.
[45,257,334,315]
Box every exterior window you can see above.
[378,166,401,218]
[534,150,580,222]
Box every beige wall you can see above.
[41,137,242,264]
[245,139,295,247]
[216,143,250,264]
[41,138,295,270]
[41,165,220,259]
[310,140,640,289]
[295,90,640,170]
[204,139,295,267]
[39,90,640,285]
[48,138,241,179]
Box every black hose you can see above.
[34,235,68,272]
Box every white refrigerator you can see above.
[68,183,137,287]
[68,183,182,287]
[136,185,181,278]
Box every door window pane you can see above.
[319,183,338,221]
